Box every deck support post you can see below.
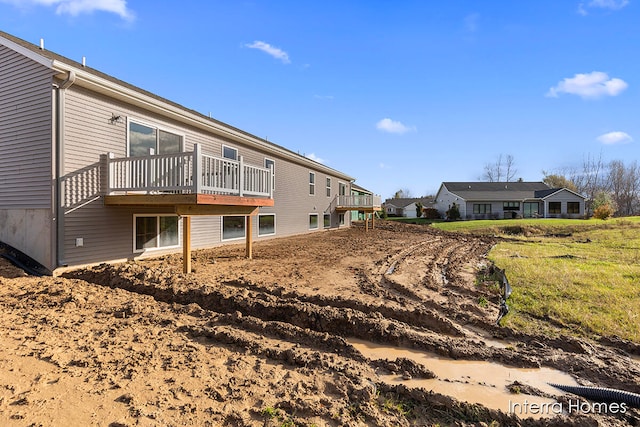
[245,215,253,259]
[365,213,369,232]
[183,215,192,273]
[372,211,375,229]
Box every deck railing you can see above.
[330,194,382,211]
[106,144,273,198]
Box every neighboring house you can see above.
[0,31,378,273]
[383,197,435,218]
[434,182,586,220]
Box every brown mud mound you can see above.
[1,221,639,426]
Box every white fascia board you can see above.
[0,35,53,68]
[51,60,354,182]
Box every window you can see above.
[326,177,332,197]
[503,202,520,211]
[473,204,492,214]
[265,158,275,191]
[549,202,561,214]
[223,145,238,160]
[258,214,276,236]
[568,202,580,214]
[324,214,331,228]
[309,172,315,195]
[339,182,347,196]
[134,215,179,251]
[309,214,319,229]
[129,121,183,156]
[222,216,245,240]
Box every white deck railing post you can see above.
[268,164,274,198]
[106,152,115,194]
[193,144,202,193]
[239,155,244,197]
[146,148,155,192]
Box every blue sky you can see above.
[1,0,638,198]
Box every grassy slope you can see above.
[433,217,640,343]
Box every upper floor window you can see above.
[129,120,182,156]
[326,177,332,197]
[309,172,315,195]
[223,145,238,160]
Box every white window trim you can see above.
[323,213,331,228]
[265,158,275,191]
[221,215,246,241]
[309,213,319,230]
[326,177,332,197]
[309,172,316,196]
[258,213,276,237]
[133,214,181,253]
[222,144,238,160]
[127,117,185,156]
[338,181,347,196]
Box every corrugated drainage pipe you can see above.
[549,383,640,408]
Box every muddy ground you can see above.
[0,221,638,426]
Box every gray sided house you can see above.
[434,182,586,220]
[0,31,380,273]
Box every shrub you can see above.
[594,203,614,220]
[423,208,441,219]
[446,203,461,221]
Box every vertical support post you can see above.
[239,155,244,197]
[146,148,155,193]
[193,144,202,194]
[183,216,192,274]
[372,210,375,229]
[245,215,253,259]
[268,164,274,199]
[365,213,369,232]
[104,152,115,195]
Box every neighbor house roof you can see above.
[441,182,551,201]
[0,30,354,182]
[384,197,435,208]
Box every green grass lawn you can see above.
[433,217,640,343]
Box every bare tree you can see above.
[393,188,412,199]
[607,160,639,216]
[483,154,517,182]
[569,152,606,215]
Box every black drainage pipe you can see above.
[549,383,640,408]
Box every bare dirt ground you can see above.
[1,221,639,426]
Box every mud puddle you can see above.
[350,338,578,418]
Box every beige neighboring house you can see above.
[0,31,379,273]
[434,182,586,220]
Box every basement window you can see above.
[134,215,179,252]
[258,214,276,236]
[309,213,319,230]
[222,216,245,241]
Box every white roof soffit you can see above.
[51,60,354,181]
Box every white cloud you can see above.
[597,131,633,145]
[245,41,290,64]
[588,0,629,10]
[0,0,134,20]
[578,0,629,15]
[305,153,325,164]
[379,162,391,169]
[314,95,334,100]
[546,71,628,99]
[375,118,416,134]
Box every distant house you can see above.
[434,182,586,220]
[383,197,435,218]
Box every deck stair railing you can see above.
[106,143,273,198]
